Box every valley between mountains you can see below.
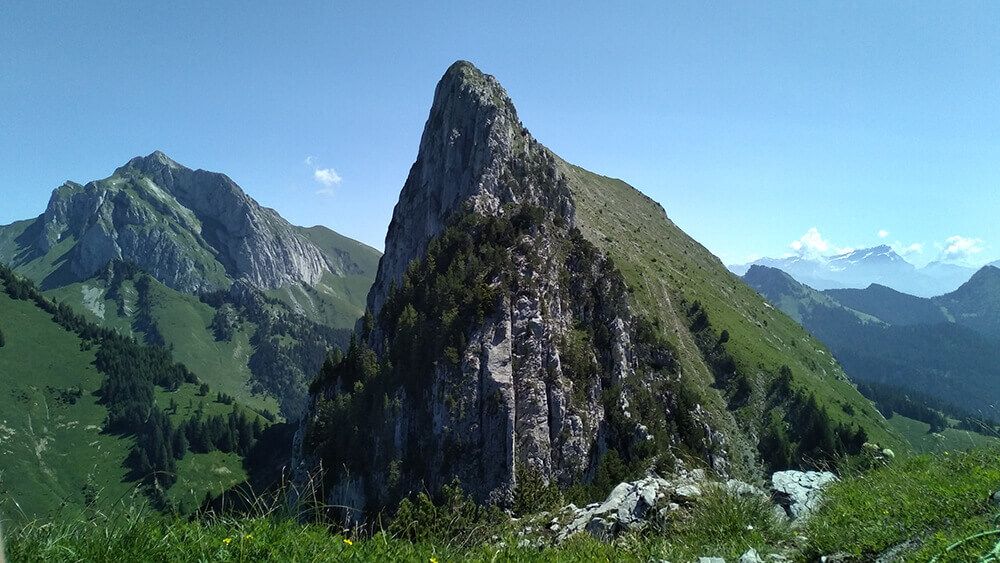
[3,61,1000,562]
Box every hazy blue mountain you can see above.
[933,266,1000,340]
[744,264,1000,421]
[824,284,950,326]
[731,245,977,297]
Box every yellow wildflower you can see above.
[431,558,439,563]
[244,534,253,540]
[343,538,354,546]
[222,537,233,545]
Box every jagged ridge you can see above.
[297,61,901,519]
[15,151,352,293]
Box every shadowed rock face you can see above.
[297,60,898,522]
[29,151,349,292]
[295,61,691,517]
[367,61,574,317]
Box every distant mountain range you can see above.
[0,152,382,417]
[0,152,383,517]
[743,264,1000,420]
[730,245,981,297]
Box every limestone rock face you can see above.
[367,60,574,318]
[29,151,348,292]
[771,470,837,520]
[532,470,764,544]
[296,61,725,521]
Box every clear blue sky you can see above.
[3,2,1000,266]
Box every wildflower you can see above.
[431,558,439,563]
[244,534,253,540]
[222,537,233,545]
[343,538,353,546]
[746,524,754,531]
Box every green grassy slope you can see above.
[11,448,1000,562]
[45,279,138,335]
[271,226,382,329]
[143,281,276,415]
[562,162,905,470]
[44,276,277,415]
[0,274,273,522]
[888,415,999,454]
[0,282,136,520]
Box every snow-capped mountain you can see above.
[730,245,976,297]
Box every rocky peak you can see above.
[30,152,343,292]
[367,60,574,315]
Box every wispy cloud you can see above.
[304,156,342,196]
[877,229,890,239]
[894,242,923,256]
[939,235,985,263]
[314,168,342,187]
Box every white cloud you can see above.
[894,242,924,256]
[877,229,890,239]
[314,167,342,187]
[789,227,830,256]
[788,228,853,258]
[939,235,985,262]
[304,156,342,196]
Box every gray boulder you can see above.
[771,470,837,520]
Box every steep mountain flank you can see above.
[13,151,335,292]
[933,265,1000,339]
[297,61,899,517]
[825,283,950,326]
[744,265,1000,421]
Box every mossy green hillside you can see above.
[0,282,136,520]
[562,162,905,471]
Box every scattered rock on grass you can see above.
[771,470,837,520]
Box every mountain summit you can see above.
[297,61,898,518]
[10,151,349,293]
[368,60,572,316]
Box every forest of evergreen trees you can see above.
[686,300,867,470]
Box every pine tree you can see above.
[172,430,189,459]
[0,326,5,348]
[134,448,152,480]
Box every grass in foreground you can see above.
[10,449,1000,562]
[5,486,788,562]
[802,448,1000,561]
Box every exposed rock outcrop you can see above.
[27,151,354,293]
[510,470,771,546]
[771,470,837,520]
[295,61,711,517]
[366,61,574,318]
[296,59,890,524]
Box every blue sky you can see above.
[3,2,1000,267]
